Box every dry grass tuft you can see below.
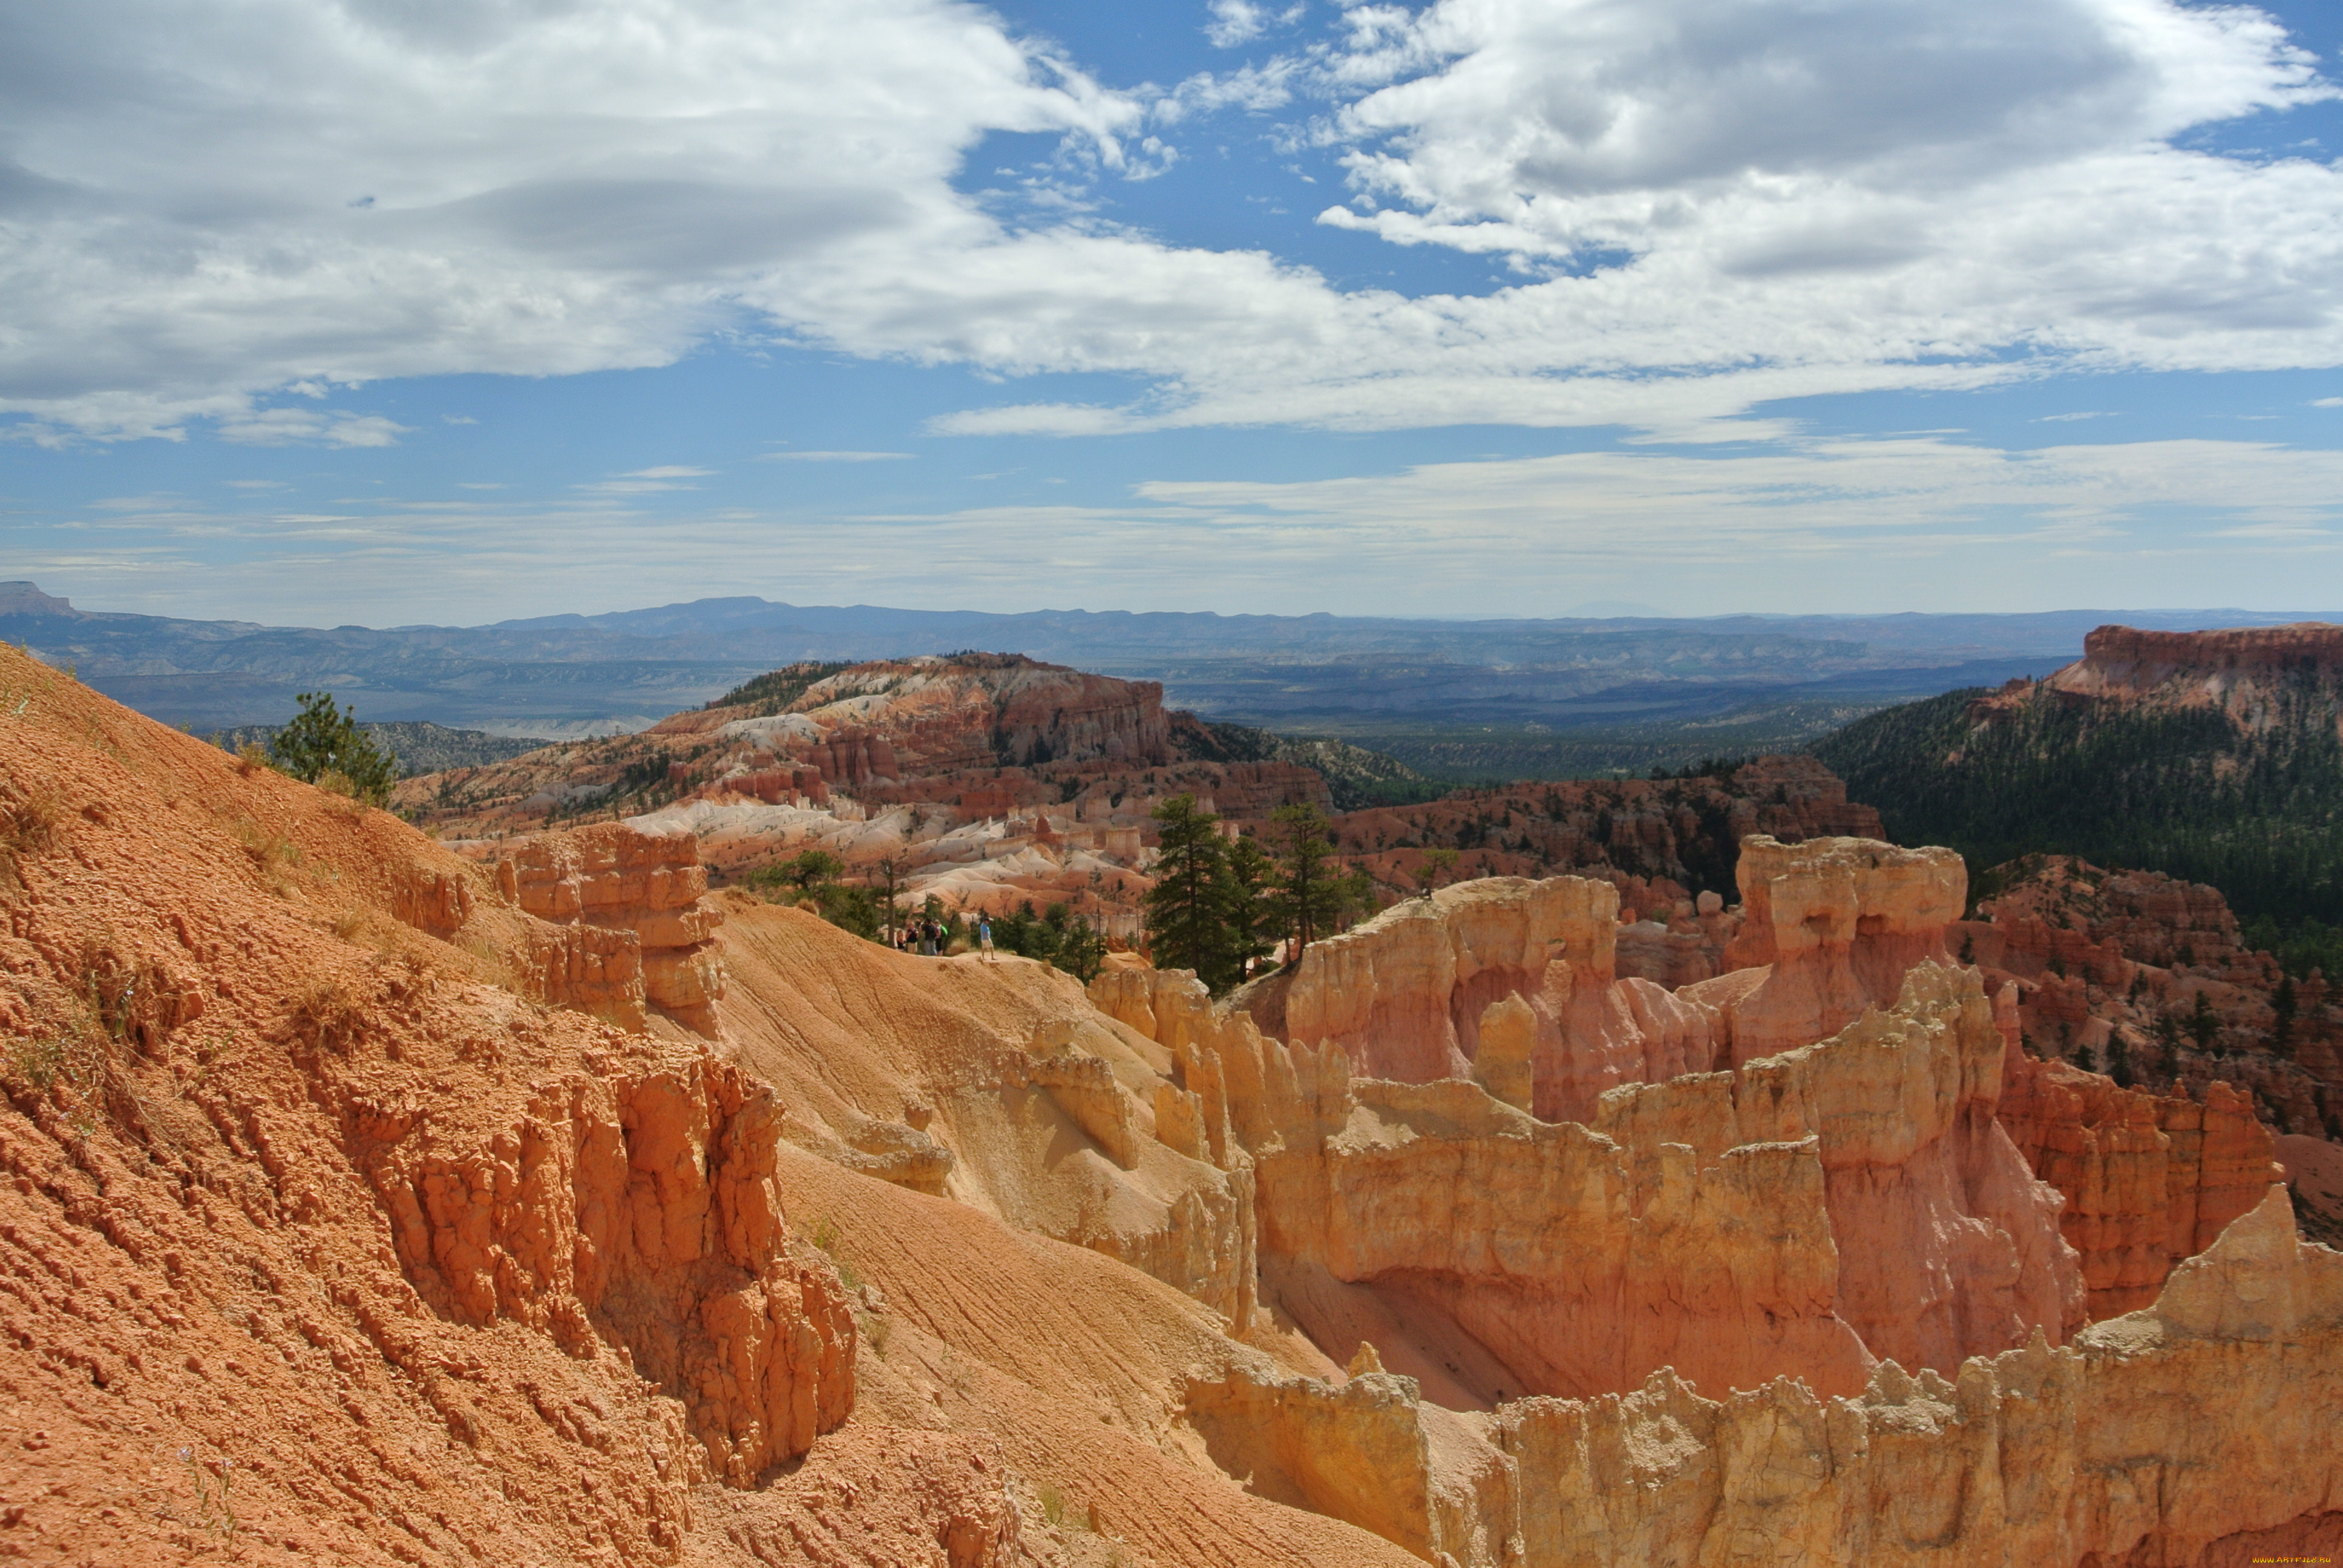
[234,742,271,777]
[316,768,369,815]
[0,777,68,890]
[286,977,363,1055]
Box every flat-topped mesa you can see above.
[2054,621,2343,690]
[497,822,726,1036]
[2038,622,2343,732]
[1702,834,1965,1067]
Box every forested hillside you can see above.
[1812,661,2343,932]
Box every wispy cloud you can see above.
[1204,0,1305,50]
[755,450,914,462]
[574,466,714,495]
[216,409,411,448]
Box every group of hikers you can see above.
[891,912,995,961]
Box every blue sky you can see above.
[4,0,2342,626]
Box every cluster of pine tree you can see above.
[1142,795,1377,994]
[1811,673,2343,951]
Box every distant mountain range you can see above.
[7,579,2335,748]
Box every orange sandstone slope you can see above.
[0,647,1407,1568]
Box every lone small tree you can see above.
[873,855,905,946]
[270,691,396,805]
[1418,846,1460,897]
[785,849,843,893]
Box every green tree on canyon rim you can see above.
[1267,801,1346,961]
[1144,794,1234,988]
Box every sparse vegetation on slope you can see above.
[1178,717,1441,809]
[207,719,545,777]
[707,659,859,716]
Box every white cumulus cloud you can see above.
[0,0,2336,446]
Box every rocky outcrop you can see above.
[2047,622,2343,717]
[517,916,650,1030]
[0,648,874,1566]
[361,1050,855,1483]
[395,654,1330,950]
[1999,1049,2280,1316]
[1254,876,1722,1125]
[1112,951,2085,1406]
[718,909,1263,1333]
[1297,964,2078,1401]
[1709,835,1966,1065]
[1185,1183,2343,1567]
[497,821,726,1035]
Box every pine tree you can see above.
[2187,990,2220,1051]
[270,691,396,805]
[1216,832,1277,988]
[1267,802,1342,961]
[1144,795,1231,984]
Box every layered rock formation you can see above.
[493,820,726,1034]
[1999,1053,2279,1316]
[1709,834,1966,1063]
[394,653,1331,943]
[1109,834,2297,1400]
[2045,621,2343,718]
[8,639,2337,1568]
[716,903,1262,1331]
[0,641,1427,1568]
[1240,874,1720,1123]
[0,649,867,1563]
[1188,1184,2343,1568]
[1115,953,2083,1407]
